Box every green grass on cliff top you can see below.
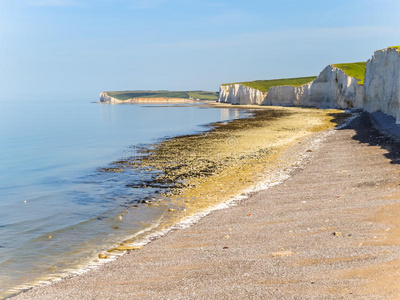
[376,45,400,52]
[222,76,317,92]
[388,45,400,51]
[107,90,218,101]
[331,62,366,85]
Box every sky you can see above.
[0,0,399,101]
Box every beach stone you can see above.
[115,245,143,251]
[271,250,294,257]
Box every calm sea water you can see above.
[0,99,249,298]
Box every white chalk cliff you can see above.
[219,65,364,109]
[364,48,400,123]
[218,85,268,105]
[100,92,121,103]
[218,47,400,122]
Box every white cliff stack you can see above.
[364,47,400,123]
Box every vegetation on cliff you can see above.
[388,45,400,51]
[106,90,218,101]
[331,62,367,85]
[221,76,317,92]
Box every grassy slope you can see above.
[222,76,317,92]
[107,91,219,101]
[331,62,366,85]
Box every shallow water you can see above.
[0,99,249,298]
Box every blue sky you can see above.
[0,0,399,100]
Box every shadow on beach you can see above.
[340,112,400,165]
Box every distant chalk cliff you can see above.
[100,92,119,103]
[99,93,196,103]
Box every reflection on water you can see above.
[220,108,242,121]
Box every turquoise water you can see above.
[0,99,249,298]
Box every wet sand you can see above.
[12,111,400,299]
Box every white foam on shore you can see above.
[13,113,359,297]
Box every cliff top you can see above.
[221,76,317,92]
[105,90,218,101]
[388,45,400,51]
[375,45,400,52]
[331,62,367,85]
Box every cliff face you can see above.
[218,66,363,109]
[219,84,267,105]
[364,48,400,123]
[263,85,299,106]
[301,65,364,109]
[100,92,120,103]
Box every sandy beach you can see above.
[12,110,400,299]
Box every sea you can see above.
[0,97,250,298]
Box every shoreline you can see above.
[1,102,249,299]
[9,105,348,299]
[13,111,400,299]
[1,102,250,299]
